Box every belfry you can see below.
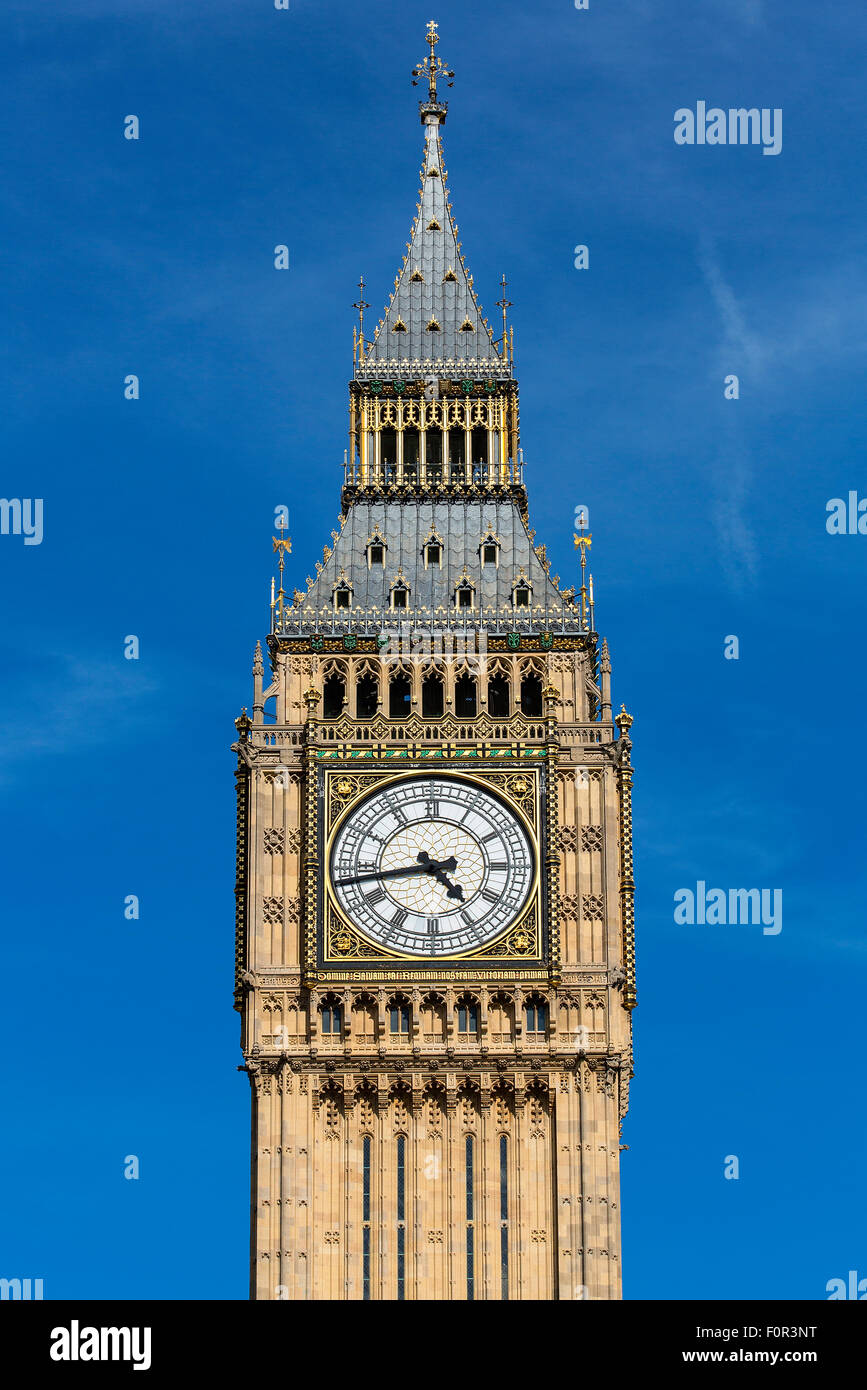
[233,21,636,1301]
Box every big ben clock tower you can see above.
[233,21,636,1302]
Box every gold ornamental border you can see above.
[320,766,544,968]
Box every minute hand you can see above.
[332,864,434,888]
[333,856,457,888]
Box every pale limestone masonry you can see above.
[232,24,635,1301]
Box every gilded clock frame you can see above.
[308,763,548,975]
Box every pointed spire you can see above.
[600,637,612,720]
[252,642,264,724]
[359,23,503,372]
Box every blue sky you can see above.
[1,0,864,1299]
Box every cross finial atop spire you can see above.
[412,18,454,118]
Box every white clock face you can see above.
[329,775,535,957]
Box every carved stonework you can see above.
[240,36,635,1301]
[558,826,579,852]
[580,824,603,851]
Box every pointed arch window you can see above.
[323,665,346,719]
[422,669,444,718]
[487,670,510,717]
[454,671,477,718]
[388,668,412,719]
[520,670,543,717]
[356,670,379,720]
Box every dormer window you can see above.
[454,571,475,610]
[426,318,441,333]
[513,573,532,608]
[332,573,353,611]
[423,531,444,570]
[390,572,410,610]
[392,317,407,333]
[409,269,424,282]
[427,218,442,231]
[458,317,475,333]
[367,530,387,569]
[480,530,500,567]
[442,267,457,282]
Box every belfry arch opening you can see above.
[520,671,543,717]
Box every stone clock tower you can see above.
[233,22,636,1302]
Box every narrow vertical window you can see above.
[362,1135,371,1301]
[465,1135,475,1301]
[396,1134,406,1301]
[500,1134,509,1300]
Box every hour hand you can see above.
[430,868,465,902]
[416,851,458,874]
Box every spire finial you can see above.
[412,19,454,121]
[496,274,512,358]
[352,276,370,357]
[272,514,292,626]
[573,512,592,630]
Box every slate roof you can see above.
[360,125,502,370]
[285,500,575,625]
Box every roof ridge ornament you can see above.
[411,19,454,125]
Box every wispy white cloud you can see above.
[697,238,761,589]
[0,652,161,782]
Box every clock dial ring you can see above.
[326,772,537,959]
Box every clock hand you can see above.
[430,868,465,902]
[333,854,460,888]
[416,851,457,873]
[332,864,437,887]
